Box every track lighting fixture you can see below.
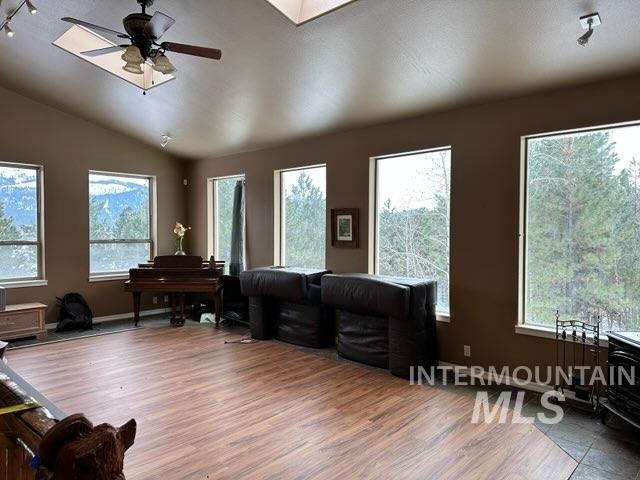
[578,13,601,47]
[1,0,40,39]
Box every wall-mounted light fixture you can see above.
[0,0,40,38]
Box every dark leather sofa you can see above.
[239,267,334,348]
[321,274,438,379]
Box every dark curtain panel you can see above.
[229,180,245,276]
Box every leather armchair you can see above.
[240,267,334,348]
[321,274,438,379]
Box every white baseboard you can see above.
[47,308,170,331]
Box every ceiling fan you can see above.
[61,0,222,76]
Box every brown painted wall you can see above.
[186,73,640,369]
[1,86,187,323]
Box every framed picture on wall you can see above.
[331,208,359,248]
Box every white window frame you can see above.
[368,147,452,323]
[88,170,157,281]
[516,120,640,343]
[0,162,47,288]
[273,164,326,266]
[206,174,245,263]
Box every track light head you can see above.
[25,0,37,15]
[3,24,14,37]
[577,12,601,47]
[577,25,594,46]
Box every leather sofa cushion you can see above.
[337,310,388,369]
[240,267,330,303]
[321,274,410,319]
[276,301,333,348]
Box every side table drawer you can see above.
[0,310,45,339]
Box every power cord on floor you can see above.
[224,333,254,344]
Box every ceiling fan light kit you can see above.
[121,45,145,64]
[54,0,222,91]
[152,54,175,75]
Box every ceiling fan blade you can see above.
[144,11,175,40]
[80,46,126,57]
[61,17,130,39]
[162,42,222,60]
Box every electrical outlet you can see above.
[164,295,169,303]
[464,345,471,357]
[152,296,158,305]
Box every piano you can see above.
[124,255,223,326]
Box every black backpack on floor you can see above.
[56,293,93,332]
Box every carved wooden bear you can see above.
[35,413,136,480]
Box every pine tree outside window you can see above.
[373,149,451,315]
[0,163,44,283]
[277,165,326,269]
[522,123,640,331]
[89,172,155,277]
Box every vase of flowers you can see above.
[173,222,191,256]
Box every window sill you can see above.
[0,279,48,289]
[515,323,609,348]
[437,313,451,323]
[89,274,129,283]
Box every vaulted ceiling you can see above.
[1,0,640,159]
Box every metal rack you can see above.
[554,311,602,409]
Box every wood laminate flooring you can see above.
[7,325,576,480]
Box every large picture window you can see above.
[522,123,640,331]
[277,165,326,269]
[373,149,451,315]
[89,172,154,276]
[0,163,43,282]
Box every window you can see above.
[89,172,154,276]
[209,175,245,270]
[0,163,43,283]
[373,149,451,315]
[276,165,326,269]
[522,122,640,331]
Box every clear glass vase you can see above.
[175,236,185,256]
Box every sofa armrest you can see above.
[248,296,273,340]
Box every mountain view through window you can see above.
[89,173,152,275]
[0,165,40,281]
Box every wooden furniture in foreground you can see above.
[125,255,223,326]
[0,303,47,341]
[0,357,136,479]
[8,326,577,480]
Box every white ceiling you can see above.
[1,0,639,159]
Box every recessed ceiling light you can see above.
[264,0,356,26]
